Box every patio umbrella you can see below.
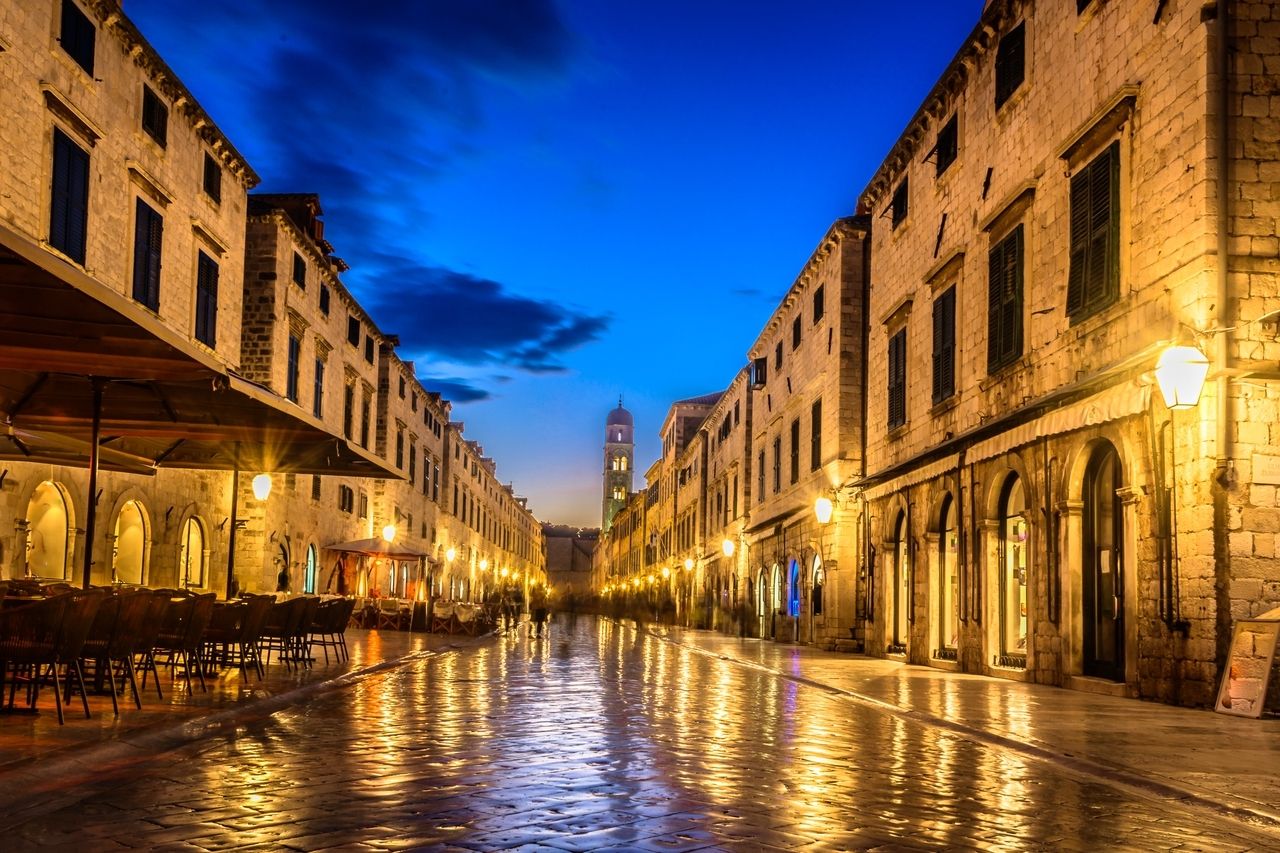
[0,220,399,589]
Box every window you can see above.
[292,252,306,289]
[1067,142,1120,321]
[338,485,354,514]
[195,251,218,347]
[935,114,958,177]
[360,392,371,448]
[789,419,800,485]
[312,359,324,418]
[364,336,374,364]
[1077,0,1093,13]
[311,475,321,501]
[988,225,1024,372]
[422,450,430,495]
[811,399,822,471]
[757,450,766,500]
[995,22,1026,109]
[395,430,404,469]
[751,357,768,387]
[342,382,354,440]
[813,285,825,324]
[888,328,907,429]
[202,153,221,203]
[409,441,416,484]
[774,341,783,372]
[286,334,301,402]
[131,198,163,311]
[358,492,368,519]
[792,316,802,350]
[398,376,406,399]
[891,179,909,228]
[141,86,168,148]
[49,128,89,264]
[432,459,440,502]
[932,286,956,403]
[319,284,331,315]
[734,400,740,426]
[772,436,781,493]
[346,316,360,346]
[59,0,95,75]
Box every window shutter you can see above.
[988,240,1004,369]
[50,129,90,264]
[1002,226,1023,363]
[933,287,956,403]
[1067,167,1090,316]
[1067,142,1120,320]
[132,199,162,310]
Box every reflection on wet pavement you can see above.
[6,615,1277,851]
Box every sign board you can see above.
[1215,607,1280,718]
[1252,453,1280,485]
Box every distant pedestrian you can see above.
[531,588,550,638]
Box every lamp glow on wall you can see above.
[445,547,457,562]
[814,496,834,525]
[683,557,694,572]
[381,524,396,543]
[251,474,273,501]
[661,565,671,579]
[479,558,489,571]
[1154,344,1210,410]
[722,538,735,557]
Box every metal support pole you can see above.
[81,378,103,590]
[225,460,240,601]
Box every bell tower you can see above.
[602,398,634,531]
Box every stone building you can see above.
[854,0,1279,705]
[745,218,869,647]
[543,524,597,600]
[0,0,545,599]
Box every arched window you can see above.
[619,455,628,471]
[178,517,206,588]
[999,475,1028,665]
[113,500,149,585]
[788,559,800,617]
[938,494,958,655]
[26,481,72,579]
[304,544,318,594]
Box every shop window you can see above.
[998,475,1028,666]
[178,516,206,588]
[935,495,959,658]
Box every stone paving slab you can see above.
[638,621,1280,827]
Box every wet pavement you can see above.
[1,615,1278,851]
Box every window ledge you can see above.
[930,395,959,418]
[887,423,909,442]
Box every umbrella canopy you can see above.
[325,538,430,561]
[0,221,396,478]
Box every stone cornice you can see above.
[93,0,260,188]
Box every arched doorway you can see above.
[999,475,1028,666]
[178,517,206,589]
[787,559,801,618]
[770,562,783,638]
[936,494,959,658]
[304,544,318,594]
[811,555,824,617]
[891,511,909,653]
[756,568,768,638]
[1083,442,1124,681]
[26,481,72,579]
[113,500,149,584]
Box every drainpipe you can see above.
[1211,0,1234,674]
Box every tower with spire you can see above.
[601,397,634,531]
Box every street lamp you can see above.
[722,538,735,557]
[225,469,272,600]
[661,565,671,579]
[1155,344,1209,410]
[445,546,457,563]
[480,557,489,571]
[252,473,273,501]
[381,524,396,542]
[683,557,694,572]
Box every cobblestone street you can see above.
[3,616,1278,852]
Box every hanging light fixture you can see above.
[1154,344,1210,410]
[251,474,273,501]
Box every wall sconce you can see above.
[1154,344,1209,410]
[683,557,694,571]
[381,524,396,543]
[722,538,735,557]
[446,546,457,562]
[251,473,273,501]
[814,496,834,525]
[661,566,671,579]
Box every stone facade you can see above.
[0,1,544,598]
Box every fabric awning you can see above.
[325,537,429,561]
[0,220,397,478]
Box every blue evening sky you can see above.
[126,1,984,526]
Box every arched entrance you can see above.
[787,559,800,618]
[304,544,318,594]
[178,517,206,589]
[755,568,768,638]
[25,481,72,579]
[998,475,1028,665]
[112,500,149,584]
[811,554,824,617]
[770,562,783,639]
[1083,441,1124,681]
[890,511,909,652]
